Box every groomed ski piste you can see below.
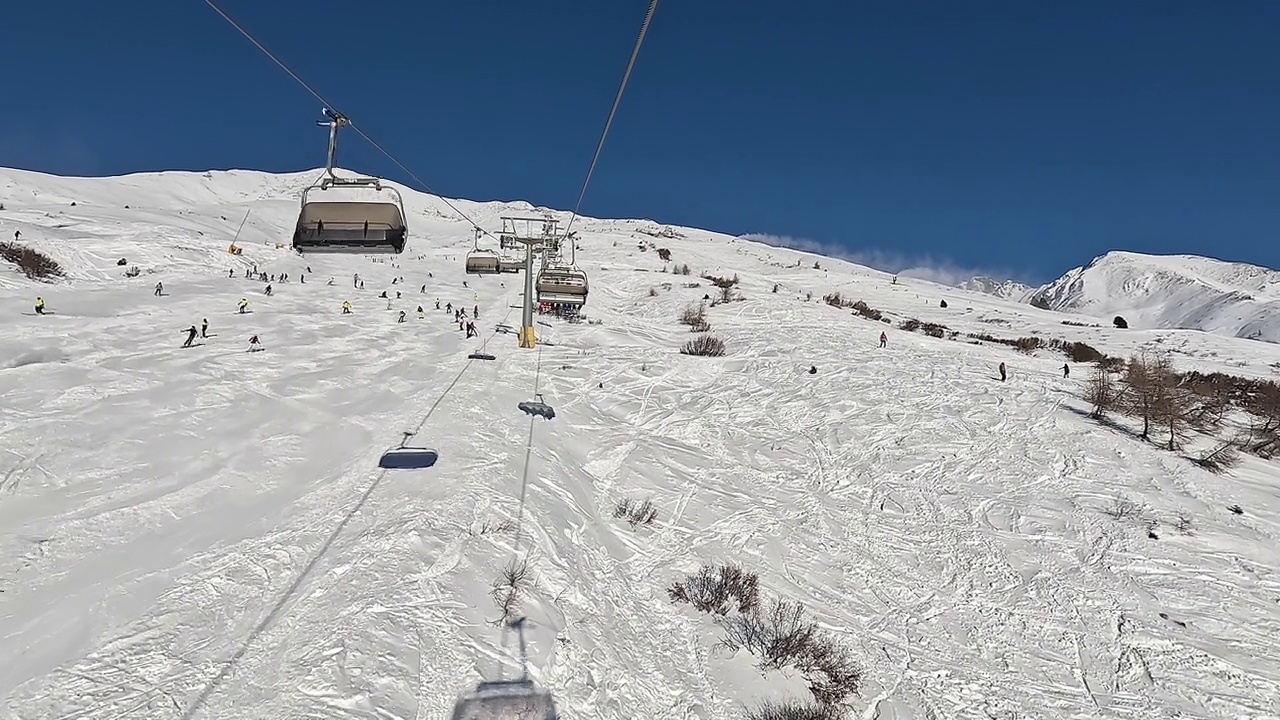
[2,167,1279,719]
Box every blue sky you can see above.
[2,0,1277,283]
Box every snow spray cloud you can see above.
[738,233,1031,287]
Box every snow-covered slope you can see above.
[959,275,1034,302]
[2,167,1280,720]
[1029,251,1280,342]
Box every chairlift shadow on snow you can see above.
[378,432,439,469]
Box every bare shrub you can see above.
[721,599,862,706]
[721,599,817,670]
[0,242,65,281]
[1175,514,1194,535]
[676,263,692,275]
[490,557,531,624]
[798,634,862,706]
[678,302,707,327]
[614,498,658,528]
[691,319,712,333]
[1104,497,1143,521]
[701,272,739,289]
[850,300,881,321]
[718,282,735,304]
[657,248,671,261]
[681,335,726,357]
[899,318,921,332]
[669,564,760,615]
[1014,336,1043,354]
[648,287,659,297]
[746,701,840,720]
[469,518,516,537]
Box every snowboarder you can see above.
[999,362,1007,382]
[201,318,209,338]
[879,332,887,348]
[1063,363,1070,378]
[396,291,401,299]
[248,334,263,352]
[462,281,468,288]
[417,305,425,319]
[34,296,45,315]
[182,325,198,348]
[379,291,388,299]
[809,365,817,374]
[342,300,352,314]
[263,284,273,296]
[154,282,163,296]
[238,298,249,314]
[446,302,453,314]
[300,275,305,284]
[435,300,440,310]
[420,284,426,293]
[327,278,335,286]
[398,310,406,323]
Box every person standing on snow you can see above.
[182,325,198,348]
[1062,363,1070,378]
[417,305,425,319]
[201,318,209,338]
[999,362,1007,382]
[263,284,273,296]
[473,305,479,319]
[398,310,407,323]
[342,300,352,314]
[248,335,263,351]
[238,298,249,314]
[154,282,163,296]
[34,296,46,315]
[879,331,887,348]
[466,321,477,338]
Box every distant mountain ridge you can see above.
[1027,251,1280,342]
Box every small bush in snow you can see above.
[720,599,863,707]
[1114,315,1129,329]
[1104,497,1143,521]
[0,242,64,281]
[490,557,531,625]
[681,335,726,357]
[676,263,692,275]
[1193,440,1241,473]
[613,498,658,528]
[678,302,708,328]
[746,702,840,720]
[1014,336,1043,354]
[669,564,760,615]
[657,248,671,261]
[649,287,659,297]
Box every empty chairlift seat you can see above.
[294,200,407,254]
[518,394,555,420]
[378,433,439,469]
[450,680,559,720]
[465,249,501,275]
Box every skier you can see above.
[420,284,426,293]
[300,275,305,284]
[248,334,263,352]
[182,325,198,348]
[473,304,479,318]
[1063,363,1070,378]
[446,302,453,314]
[462,280,468,288]
[342,300,352,314]
[327,278,335,286]
[228,268,235,278]
[879,331,887,348]
[34,296,45,315]
[398,310,407,323]
[435,300,441,310]
[395,291,401,299]
[379,291,388,299]
[200,318,209,338]
[353,273,360,288]
[999,362,1007,382]
[465,321,478,338]
[154,282,163,296]
[263,284,273,296]
[238,298,249,314]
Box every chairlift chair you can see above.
[466,228,501,274]
[518,394,556,420]
[535,266,589,307]
[378,432,439,469]
[292,109,409,255]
